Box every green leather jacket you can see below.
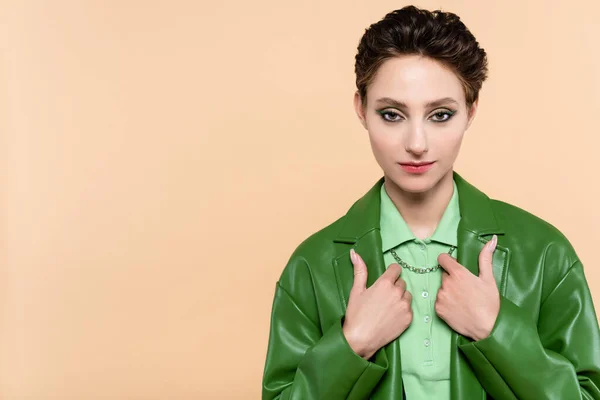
[262,171,600,399]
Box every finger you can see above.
[437,253,461,275]
[441,268,449,282]
[434,297,443,317]
[350,249,368,295]
[381,263,402,283]
[404,290,413,302]
[478,234,498,281]
[394,276,406,292]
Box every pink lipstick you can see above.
[398,161,435,174]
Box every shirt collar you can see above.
[379,179,460,252]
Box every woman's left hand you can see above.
[435,235,500,341]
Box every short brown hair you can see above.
[354,5,488,109]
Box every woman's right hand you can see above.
[342,249,413,360]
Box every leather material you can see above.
[262,171,600,399]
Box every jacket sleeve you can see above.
[458,259,600,400]
[261,254,388,400]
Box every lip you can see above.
[398,161,435,174]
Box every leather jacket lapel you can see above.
[451,172,510,400]
[333,229,386,310]
[332,175,387,310]
[332,176,403,400]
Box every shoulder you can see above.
[489,198,581,277]
[275,174,384,297]
[278,214,346,284]
[491,199,574,247]
[490,199,568,241]
[274,214,348,325]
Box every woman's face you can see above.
[354,54,478,195]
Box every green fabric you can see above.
[379,179,460,399]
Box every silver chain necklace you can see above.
[390,246,456,274]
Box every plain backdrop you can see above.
[2,0,599,398]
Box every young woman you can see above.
[261,6,600,400]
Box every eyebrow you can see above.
[374,97,459,109]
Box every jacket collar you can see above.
[333,170,504,244]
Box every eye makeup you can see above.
[375,109,457,123]
[376,110,403,122]
[431,109,457,122]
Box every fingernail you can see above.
[490,235,498,251]
[350,248,356,263]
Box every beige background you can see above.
[2,0,599,398]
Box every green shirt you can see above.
[379,179,461,399]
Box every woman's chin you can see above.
[387,173,439,195]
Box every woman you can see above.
[261,6,600,400]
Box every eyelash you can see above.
[376,109,456,123]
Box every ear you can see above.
[464,98,479,131]
[353,91,368,130]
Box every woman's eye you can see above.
[430,110,455,122]
[378,110,403,122]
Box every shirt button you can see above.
[421,291,429,298]
[420,244,426,250]
[424,339,431,347]
[424,315,431,323]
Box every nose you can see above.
[404,122,428,155]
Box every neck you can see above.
[383,171,455,240]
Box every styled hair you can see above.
[354,5,488,109]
